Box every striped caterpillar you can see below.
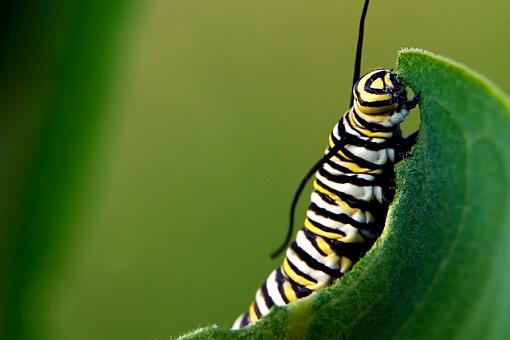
[233,0,419,329]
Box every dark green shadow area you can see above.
[0,1,132,339]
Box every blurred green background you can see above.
[1,0,509,339]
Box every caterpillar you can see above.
[232,0,419,329]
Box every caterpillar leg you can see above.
[395,130,419,163]
[403,92,420,112]
[395,90,420,161]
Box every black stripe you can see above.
[275,268,290,304]
[313,189,388,231]
[309,202,376,232]
[336,121,394,150]
[331,149,369,169]
[325,157,354,174]
[342,109,368,136]
[364,85,388,95]
[322,160,391,185]
[306,216,346,237]
[356,93,396,108]
[318,167,377,186]
[363,71,389,95]
[290,243,341,278]
[355,80,395,108]
[322,137,395,183]
[340,111,357,133]
[253,301,262,318]
[337,144,384,170]
[314,189,336,205]
[355,70,405,108]
[389,72,399,88]
[240,313,249,328]
[351,109,394,133]
[364,70,387,87]
[315,178,373,211]
[260,282,274,309]
[303,228,328,257]
[330,239,371,260]
[310,201,359,227]
[343,111,394,142]
[285,255,318,284]
[289,279,313,298]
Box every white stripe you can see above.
[389,108,409,125]
[359,228,376,239]
[340,119,364,139]
[345,111,389,143]
[255,289,270,316]
[311,191,366,223]
[331,224,364,243]
[353,105,395,128]
[322,162,344,175]
[307,210,344,230]
[344,144,388,165]
[387,148,395,162]
[232,314,244,329]
[307,210,363,241]
[322,163,376,184]
[295,230,339,269]
[374,186,383,203]
[286,248,330,283]
[316,171,373,201]
[327,153,376,177]
[265,270,286,306]
[332,122,342,139]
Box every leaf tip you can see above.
[397,48,510,114]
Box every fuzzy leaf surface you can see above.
[179,49,510,340]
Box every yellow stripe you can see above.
[365,210,375,223]
[304,218,344,240]
[355,103,395,115]
[283,258,315,287]
[342,159,369,173]
[340,256,353,273]
[331,154,383,174]
[249,303,258,322]
[337,149,352,162]
[339,199,362,216]
[333,154,376,174]
[371,77,384,89]
[342,231,365,243]
[358,91,392,105]
[283,282,298,302]
[328,135,335,149]
[353,106,391,125]
[326,137,382,174]
[313,180,340,201]
[316,236,334,255]
[313,180,363,216]
[348,110,393,138]
[347,111,372,136]
[384,73,395,89]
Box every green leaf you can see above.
[178,49,510,340]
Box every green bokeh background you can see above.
[1,1,509,339]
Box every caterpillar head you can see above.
[353,69,409,116]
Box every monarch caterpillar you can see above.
[233,0,419,329]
